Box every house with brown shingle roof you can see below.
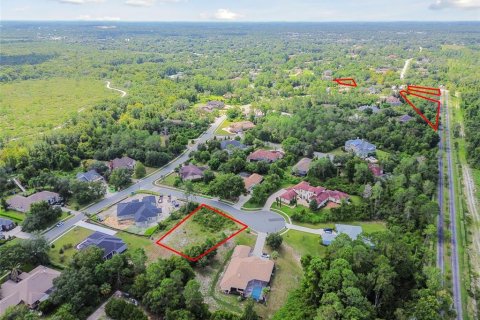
[109,156,136,171]
[6,191,62,213]
[292,158,312,176]
[246,150,284,163]
[228,121,255,134]
[243,173,263,192]
[0,265,61,314]
[220,245,274,300]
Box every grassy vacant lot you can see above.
[0,77,117,140]
[0,209,26,223]
[50,226,93,266]
[159,207,242,255]
[214,119,234,136]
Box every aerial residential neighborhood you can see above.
[0,3,478,320]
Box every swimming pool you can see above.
[251,285,263,301]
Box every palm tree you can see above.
[10,264,21,282]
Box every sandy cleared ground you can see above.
[98,193,183,233]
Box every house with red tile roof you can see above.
[243,173,264,192]
[246,150,284,163]
[280,181,349,209]
[368,163,384,177]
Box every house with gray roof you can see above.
[76,169,103,183]
[109,156,136,171]
[358,105,380,113]
[180,164,204,181]
[220,140,247,153]
[0,218,15,231]
[77,231,127,260]
[292,158,312,176]
[117,196,161,227]
[321,224,364,246]
[6,191,62,213]
[398,114,413,123]
[345,138,376,158]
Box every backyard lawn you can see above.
[116,231,172,262]
[0,209,26,223]
[50,226,93,266]
[283,230,326,257]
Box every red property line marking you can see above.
[400,90,441,132]
[333,78,357,87]
[407,85,441,96]
[156,203,248,262]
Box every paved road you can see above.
[400,58,412,80]
[44,208,86,242]
[437,92,445,274]
[444,89,463,320]
[84,115,226,215]
[152,186,285,233]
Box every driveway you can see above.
[252,232,267,256]
[75,221,117,235]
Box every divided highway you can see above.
[442,89,463,319]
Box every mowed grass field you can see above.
[0,77,118,140]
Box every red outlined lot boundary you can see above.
[400,89,441,132]
[407,85,441,96]
[333,78,357,87]
[156,203,248,262]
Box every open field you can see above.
[50,226,93,266]
[0,77,117,140]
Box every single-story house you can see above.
[6,191,62,213]
[368,163,384,177]
[117,196,161,227]
[220,140,247,152]
[280,181,349,209]
[180,164,204,181]
[0,218,15,231]
[77,231,127,260]
[109,156,136,171]
[220,245,274,301]
[228,121,255,134]
[345,138,376,158]
[247,150,284,163]
[321,224,364,246]
[76,169,103,183]
[202,100,225,112]
[292,158,312,176]
[399,114,413,123]
[358,105,380,113]
[385,96,402,106]
[0,265,61,315]
[243,173,264,192]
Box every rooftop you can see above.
[220,245,274,292]
[0,266,61,315]
[77,231,127,259]
[117,196,161,222]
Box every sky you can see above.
[1,0,479,22]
